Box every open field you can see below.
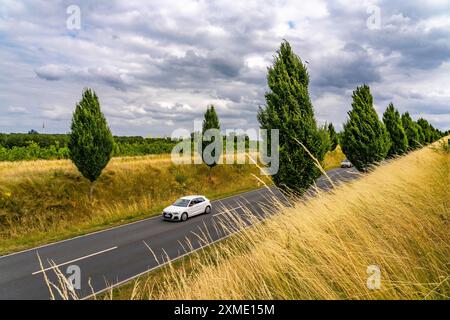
[110,140,449,300]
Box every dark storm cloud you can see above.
[404,100,450,116]
[368,19,450,70]
[35,65,131,91]
[325,0,450,70]
[147,49,244,87]
[312,43,382,89]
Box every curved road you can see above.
[0,167,358,300]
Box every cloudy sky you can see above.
[1,0,449,136]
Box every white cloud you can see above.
[7,106,28,114]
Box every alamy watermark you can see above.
[66,264,81,291]
[366,265,381,290]
[366,4,381,30]
[66,5,81,30]
[170,121,279,175]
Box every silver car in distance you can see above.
[162,195,212,222]
[341,158,353,168]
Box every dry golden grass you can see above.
[0,152,269,255]
[322,145,346,170]
[0,154,173,183]
[119,141,449,300]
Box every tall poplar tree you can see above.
[341,84,391,171]
[258,40,328,193]
[382,103,408,156]
[69,88,114,200]
[327,122,339,151]
[417,118,432,144]
[401,112,420,150]
[201,105,221,168]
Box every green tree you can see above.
[201,105,221,168]
[258,40,328,193]
[341,84,391,171]
[327,122,339,151]
[382,103,408,157]
[426,121,439,142]
[319,125,332,154]
[416,122,426,145]
[69,88,114,199]
[431,125,443,141]
[401,112,420,150]
[417,118,432,144]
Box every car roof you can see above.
[179,195,205,200]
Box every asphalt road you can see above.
[0,167,358,300]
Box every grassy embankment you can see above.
[0,148,344,256]
[109,140,449,300]
[0,153,267,255]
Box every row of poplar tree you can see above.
[258,40,447,193]
[68,40,447,197]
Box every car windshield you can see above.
[173,198,191,207]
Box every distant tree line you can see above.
[0,129,260,163]
[0,133,69,148]
[0,132,179,161]
[0,133,177,148]
[0,132,257,162]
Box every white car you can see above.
[341,158,353,168]
[162,195,212,222]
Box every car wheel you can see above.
[205,205,211,214]
[181,212,188,221]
